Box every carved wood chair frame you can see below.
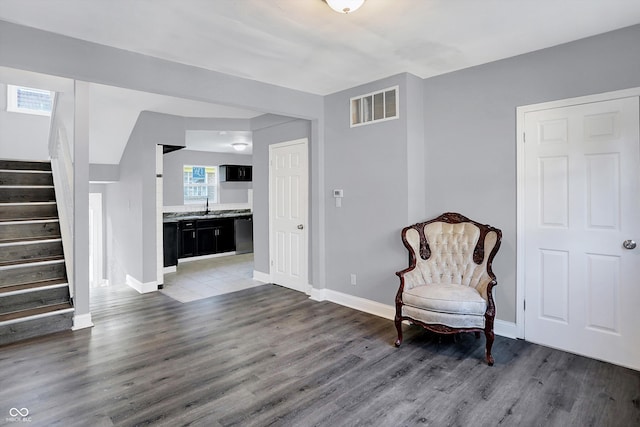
[394,212,502,365]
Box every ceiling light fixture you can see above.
[325,0,365,14]
[232,142,249,152]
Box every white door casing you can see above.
[269,139,309,293]
[518,93,640,370]
[156,144,163,287]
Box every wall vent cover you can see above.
[350,86,398,127]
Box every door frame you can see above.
[516,87,640,339]
[268,138,310,293]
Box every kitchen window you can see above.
[184,165,218,204]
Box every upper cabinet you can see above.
[220,164,252,182]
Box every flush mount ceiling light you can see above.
[232,142,249,152]
[325,0,365,14]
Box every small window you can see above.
[6,85,53,116]
[183,165,218,204]
[350,86,398,127]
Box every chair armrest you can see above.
[395,266,423,291]
[474,276,496,300]
[474,277,497,317]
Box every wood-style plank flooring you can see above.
[0,283,638,426]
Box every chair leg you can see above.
[484,324,495,366]
[394,317,403,347]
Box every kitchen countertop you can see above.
[163,209,252,223]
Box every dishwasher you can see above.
[234,217,253,254]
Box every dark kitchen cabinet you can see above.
[220,164,252,182]
[196,220,216,255]
[197,219,235,255]
[178,218,236,258]
[215,219,236,253]
[163,222,178,267]
[178,221,196,258]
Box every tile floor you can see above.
[160,253,266,303]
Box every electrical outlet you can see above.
[350,274,357,285]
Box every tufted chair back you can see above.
[402,220,500,300]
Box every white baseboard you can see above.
[163,266,177,274]
[309,288,518,340]
[126,274,158,294]
[253,270,271,283]
[494,319,518,339]
[309,288,395,321]
[178,252,236,263]
[72,312,94,330]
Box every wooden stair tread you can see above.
[0,160,51,171]
[0,236,62,244]
[0,160,71,342]
[0,302,72,323]
[0,255,65,268]
[0,216,58,222]
[0,217,59,222]
[0,279,68,294]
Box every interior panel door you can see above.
[269,139,309,293]
[523,96,640,370]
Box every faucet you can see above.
[204,197,209,215]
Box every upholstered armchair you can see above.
[394,212,502,365]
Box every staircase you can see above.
[0,159,73,346]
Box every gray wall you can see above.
[0,21,323,118]
[184,117,252,132]
[323,74,412,304]
[163,149,253,206]
[89,163,119,182]
[3,18,639,327]
[105,111,185,285]
[0,19,323,292]
[0,83,50,160]
[0,68,74,162]
[252,118,312,276]
[422,24,640,323]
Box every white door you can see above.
[89,193,104,288]
[523,96,640,370]
[269,139,309,293]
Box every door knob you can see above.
[297,224,304,230]
[623,240,636,249]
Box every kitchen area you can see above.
[159,134,264,303]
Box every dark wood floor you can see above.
[0,284,638,427]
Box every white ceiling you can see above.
[1,0,639,95]
[2,1,640,163]
[185,130,253,155]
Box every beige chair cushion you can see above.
[402,305,485,329]
[403,284,487,316]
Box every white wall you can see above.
[422,24,640,323]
